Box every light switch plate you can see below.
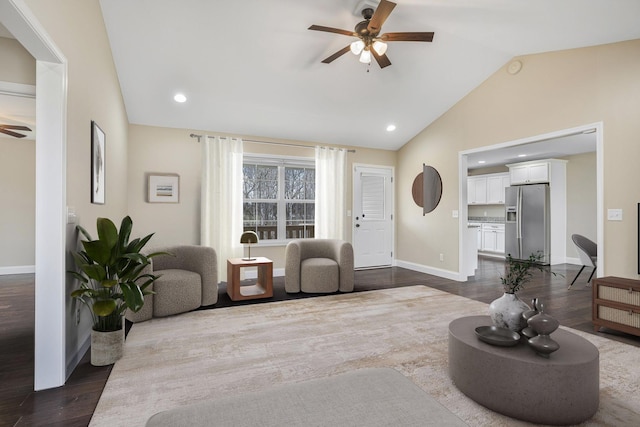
[452,210,459,218]
[66,206,77,224]
[607,209,623,221]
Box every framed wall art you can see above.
[147,173,180,203]
[91,121,106,204]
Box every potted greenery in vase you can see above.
[69,216,162,366]
[489,252,555,332]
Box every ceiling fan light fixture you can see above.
[350,40,365,55]
[359,48,372,64]
[372,40,388,55]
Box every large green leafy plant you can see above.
[69,216,162,332]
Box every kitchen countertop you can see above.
[468,216,505,224]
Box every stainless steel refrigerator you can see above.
[505,184,550,264]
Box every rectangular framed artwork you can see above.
[147,173,180,203]
[91,121,106,204]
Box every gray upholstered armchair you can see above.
[285,239,354,293]
[126,245,218,322]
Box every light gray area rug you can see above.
[90,286,640,426]
[145,368,467,426]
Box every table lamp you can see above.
[240,231,259,261]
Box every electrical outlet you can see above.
[439,253,444,262]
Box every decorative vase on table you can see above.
[491,252,555,332]
[527,300,560,358]
[521,298,541,339]
[489,292,531,332]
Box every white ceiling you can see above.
[98,0,640,151]
[466,131,596,170]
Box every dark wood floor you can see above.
[2,257,639,426]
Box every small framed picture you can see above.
[91,121,106,204]
[147,173,180,203]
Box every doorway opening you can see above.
[1,1,68,390]
[458,123,603,281]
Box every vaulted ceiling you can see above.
[96,1,640,150]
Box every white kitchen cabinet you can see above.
[468,173,509,205]
[508,162,549,185]
[496,228,505,253]
[481,223,505,253]
[477,227,482,250]
[467,177,487,204]
[486,174,510,204]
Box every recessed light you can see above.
[174,93,187,103]
[518,154,527,158]
[386,124,396,132]
[478,160,486,164]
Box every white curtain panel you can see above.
[201,136,244,281]
[315,146,347,239]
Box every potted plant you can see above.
[69,216,162,365]
[489,252,556,331]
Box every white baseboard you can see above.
[66,334,91,381]
[0,265,35,275]
[565,257,581,266]
[395,259,467,282]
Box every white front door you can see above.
[353,165,393,268]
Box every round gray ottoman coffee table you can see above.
[448,315,599,425]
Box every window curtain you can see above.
[201,136,244,281]
[315,146,347,239]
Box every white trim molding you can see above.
[0,265,36,275]
[395,259,466,282]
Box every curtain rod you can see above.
[189,133,356,153]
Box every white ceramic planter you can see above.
[91,326,124,366]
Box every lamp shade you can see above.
[359,49,372,64]
[350,40,365,55]
[372,40,387,56]
[240,231,259,244]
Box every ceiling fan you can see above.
[0,124,32,138]
[308,0,434,69]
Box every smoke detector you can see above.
[353,0,380,17]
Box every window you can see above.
[243,155,315,241]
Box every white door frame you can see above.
[458,123,604,281]
[352,163,395,268]
[1,0,68,390]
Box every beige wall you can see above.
[0,37,36,269]
[0,139,35,267]
[0,36,36,84]
[127,124,396,270]
[397,39,640,279]
[566,152,597,259]
[23,0,130,372]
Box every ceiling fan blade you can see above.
[372,49,392,69]
[367,0,396,34]
[380,32,434,42]
[0,125,32,131]
[321,45,352,64]
[0,128,27,138]
[308,25,355,37]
